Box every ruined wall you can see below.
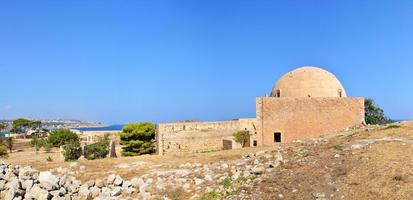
[256,97,365,146]
[156,118,257,155]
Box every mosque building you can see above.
[156,66,365,155]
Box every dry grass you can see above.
[3,140,273,182]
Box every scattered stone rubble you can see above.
[0,149,285,200]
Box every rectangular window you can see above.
[274,132,281,143]
[253,140,257,147]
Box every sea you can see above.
[75,125,123,131]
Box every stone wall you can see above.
[156,119,257,155]
[256,97,365,146]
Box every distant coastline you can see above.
[75,125,123,131]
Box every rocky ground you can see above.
[1,122,413,199]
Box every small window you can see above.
[274,132,281,143]
[338,89,343,97]
[276,89,281,97]
[253,140,257,147]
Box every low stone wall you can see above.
[156,119,257,155]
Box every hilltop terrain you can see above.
[1,122,413,199]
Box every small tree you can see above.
[31,137,45,153]
[0,123,5,131]
[47,129,79,147]
[63,141,82,161]
[233,131,250,147]
[119,122,155,156]
[365,99,394,125]
[5,137,14,153]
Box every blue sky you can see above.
[0,1,412,124]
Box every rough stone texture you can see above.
[156,118,257,155]
[256,97,365,145]
[39,171,59,191]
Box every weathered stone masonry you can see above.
[156,66,366,155]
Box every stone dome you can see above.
[271,66,347,98]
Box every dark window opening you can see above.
[276,89,281,97]
[338,89,343,97]
[274,132,282,143]
[253,140,257,147]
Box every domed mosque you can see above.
[271,66,347,98]
[156,66,365,155]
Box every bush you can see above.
[233,131,249,146]
[43,142,53,153]
[121,140,155,156]
[0,145,8,158]
[365,99,393,125]
[119,122,155,156]
[63,141,82,161]
[30,137,45,152]
[48,129,79,147]
[84,140,109,160]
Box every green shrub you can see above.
[63,141,82,161]
[385,124,401,130]
[197,191,221,200]
[30,137,45,153]
[365,99,393,125]
[119,122,155,156]
[0,145,8,158]
[84,140,109,160]
[46,156,53,162]
[48,129,79,147]
[220,177,233,188]
[332,144,344,151]
[233,131,249,147]
[121,140,154,156]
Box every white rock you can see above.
[39,171,60,191]
[26,185,50,199]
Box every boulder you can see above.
[107,174,116,185]
[39,171,60,191]
[26,185,51,200]
[113,175,123,186]
[111,187,122,197]
[22,179,34,190]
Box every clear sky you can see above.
[0,1,412,124]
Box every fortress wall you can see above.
[156,119,257,155]
[256,97,365,146]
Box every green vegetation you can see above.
[84,138,110,160]
[332,144,344,151]
[220,177,233,188]
[47,129,79,147]
[46,156,53,162]
[30,137,45,153]
[233,131,249,147]
[5,137,14,152]
[365,98,394,125]
[235,175,256,183]
[197,191,221,200]
[0,145,8,158]
[292,150,308,159]
[11,118,41,133]
[119,122,155,156]
[385,124,402,130]
[62,141,82,161]
[0,123,5,131]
